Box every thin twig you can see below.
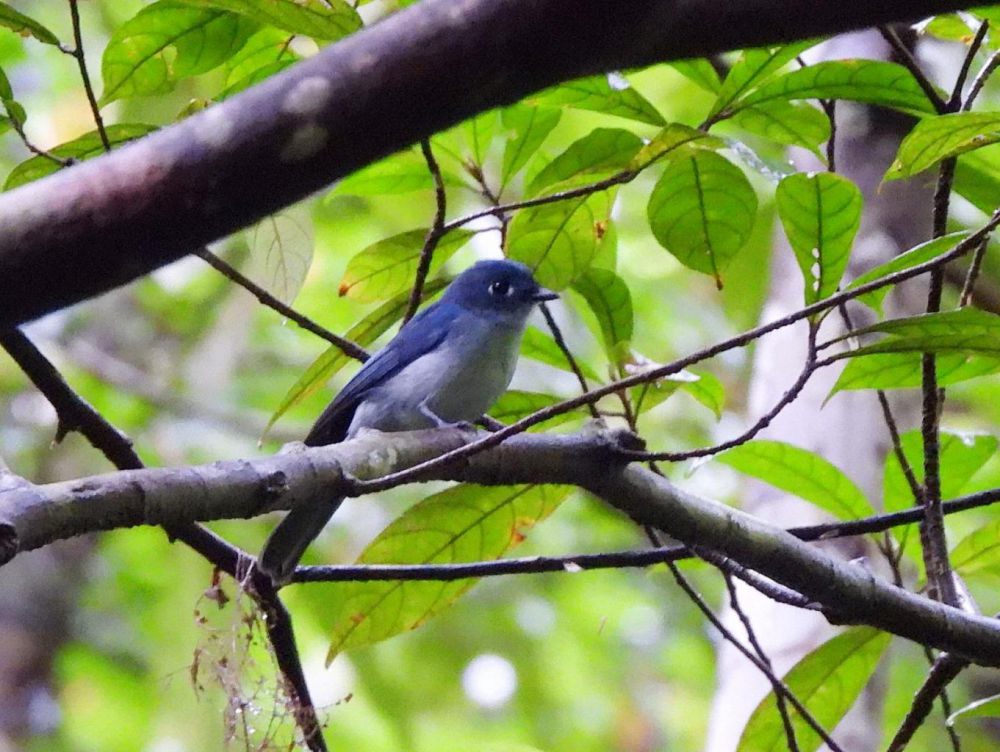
[694,547,816,609]
[949,20,990,110]
[194,248,369,361]
[66,0,111,151]
[403,139,447,324]
[345,212,1000,497]
[963,49,1000,111]
[886,654,969,752]
[626,324,818,461]
[723,572,801,752]
[538,302,600,418]
[878,26,948,114]
[666,561,845,752]
[958,237,989,307]
[820,98,837,173]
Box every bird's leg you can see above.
[417,398,477,433]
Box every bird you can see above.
[258,258,557,585]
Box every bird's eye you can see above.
[488,280,511,297]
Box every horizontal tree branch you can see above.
[0,0,979,326]
[2,427,999,667]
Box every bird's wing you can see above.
[304,301,462,446]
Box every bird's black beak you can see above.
[532,288,559,302]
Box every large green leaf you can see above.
[0,2,58,45]
[4,124,157,190]
[243,204,314,304]
[500,104,561,187]
[951,519,1000,579]
[178,0,360,40]
[324,484,572,660]
[717,439,873,520]
[264,279,448,435]
[506,191,608,289]
[630,123,724,169]
[954,149,1000,213]
[571,268,633,365]
[101,2,257,103]
[710,41,814,116]
[836,308,1000,359]
[845,232,969,314]
[776,172,862,305]
[670,58,722,92]
[221,27,300,97]
[338,229,473,302]
[886,112,1000,180]
[732,100,831,158]
[738,628,891,752]
[829,351,1000,396]
[735,60,940,115]
[527,128,642,196]
[647,150,758,284]
[330,146,461,197]
[521,326,601,381]
[532,75,665,126]
[883,430,998,512]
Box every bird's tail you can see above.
[258,497,343,586]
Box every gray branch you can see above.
[0,0,979,326]
[2,427,999,667]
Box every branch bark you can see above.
[0,0,979,327]
[2,427,999,667]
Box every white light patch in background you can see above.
[462,653,518,710]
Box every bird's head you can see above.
[441,259,557,315]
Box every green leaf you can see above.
[571,268,633,364]
[221,27,300,97]
[178,0,360,40]
[243,204,314,304]
[0,2,59,45]
[717,440,873,520]
[736,60,941,115]
[330,147,460,197]
[488,391,581,428]
[506,191,607,289]
[710,41,814,117]
[948,694,1000,725]
[884,430,997,512]
[680,370,726,419]
[4,124,157,190]
[738,628,891,752]
[951,519,1000,579]
[630,123,724,169]
[647,150,758,285]
[776,172,862,304]
[836,308,1000,359]
[500,104,561,187]
[954,149,1000,213]
[886,112,1000,180]
[264,279,449,435]
[918,14,977,43]
[521,326,601,381]
[846,232,969,314]
[101,2,257,104]
[670,59,722,92]
[527,128,642,197]
[731,100,831,157]
[338,229,473,302]
[830,351,1000,396]
[533,74,665,126]
[324,484,572,660]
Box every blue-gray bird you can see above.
[259,259,557,584]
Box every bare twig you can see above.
[724,572,801,752]
[666,561,844,752]
[886,653,969,752]
[538,302,600,418]
[958,237,989,307]
[878,26,948,114]
[949,20,989,110]
[403,139,447,324]
[65,0,111,151]
[194,248,369,361]
[962,49,1000,111]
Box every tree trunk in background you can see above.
[706,30,935,751]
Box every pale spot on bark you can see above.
[192,107,234,148]
[282,76,333,117]
[281,124,328,162]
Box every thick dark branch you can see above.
[0,0,980,326]
[3,427,1000,666]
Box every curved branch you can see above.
[2,427,1000,667]
[0,0,979,327]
